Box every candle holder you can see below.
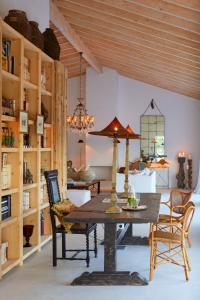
[188,158,192,189]
[23,224,34,247]
[176,156,186,188]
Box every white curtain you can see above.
[195,161,200,194]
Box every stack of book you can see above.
[1,195,11,220]
[2,39,15,74]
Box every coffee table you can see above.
[64,193,161,285]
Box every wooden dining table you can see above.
[64,193,161,285]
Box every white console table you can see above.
[149,166,169,188]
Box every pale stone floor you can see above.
[0,191,200,300]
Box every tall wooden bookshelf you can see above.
[0,19,66,278]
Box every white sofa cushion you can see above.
[67,189,91,207]
[116,170,156,193]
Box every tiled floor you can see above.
[0,191,200,300]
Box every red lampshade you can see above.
[89,117,128,137]
[125,125,140,140]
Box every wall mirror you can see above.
[140,100,165,159]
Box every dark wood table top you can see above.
[64,193,161,224]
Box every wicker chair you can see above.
[149,201,195,281]
[44,170,97,267]
[158,189,193,247]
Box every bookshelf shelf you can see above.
[40,202,49,210]
[1,216,18,229]
[40,148,52,152]
[23,148,38,152]
[23,183,37,191]
[1,115,17,122]
[2,69,19,82]
[0,19,67,279]
[41,88,52,97]
[1,188,19,197]
[23,245,39,261]
[40,235,52,247]
[23,208,37,218]
[1,259,20,276]
[24,80,38,90]
[1,147,19,153]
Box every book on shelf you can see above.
[2,39,15,74]
[1,195,11,221]
[23,191,30,211]
[40,212,44,236]
[0,242,8,265]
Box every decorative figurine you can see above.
[176,153,186,189]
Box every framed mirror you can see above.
[140,115,165,159]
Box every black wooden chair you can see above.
[44,170,97,267]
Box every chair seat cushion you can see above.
[52,199,77,215]
[150,230,181,243]
[158,214,182,223]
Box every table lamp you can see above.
[89,117,129,213]
[123,125,140,198]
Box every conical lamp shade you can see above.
[89,117,128,137]
[125,125,140,140]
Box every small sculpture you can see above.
[176,156,186,189]
[41,103,48,122]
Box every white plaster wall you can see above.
[117,75,200,187]
[0,0,49,31]
[85,67,200,188]
[86,67,119,167]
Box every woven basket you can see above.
[4,10,31,40]
[43,28,60,60]
[29,21,44,50]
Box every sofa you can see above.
[116,169,156,193]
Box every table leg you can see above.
[71,223,148,286]
[104,223,117,272]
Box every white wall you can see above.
[85,67,200,188]
[86,67,119,166]
[0,0,49,31]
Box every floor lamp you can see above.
[89,117,129,214]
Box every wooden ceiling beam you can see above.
[92,50,200,88]
[101,58,200,99]
[81,34,200,73]
[73,24,200,64]
[63,13,200,59]
[59,6,200,52]
[75,27,200,68]
[166,0,200,11]
[87,49,200,85]
[130,0,200,23]
[50,0,102,73]
[118,69,200,100]
[57,0,200,41]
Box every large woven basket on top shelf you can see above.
[29,21,44,50]
[43,28,60,60]
[4,10,31,40]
